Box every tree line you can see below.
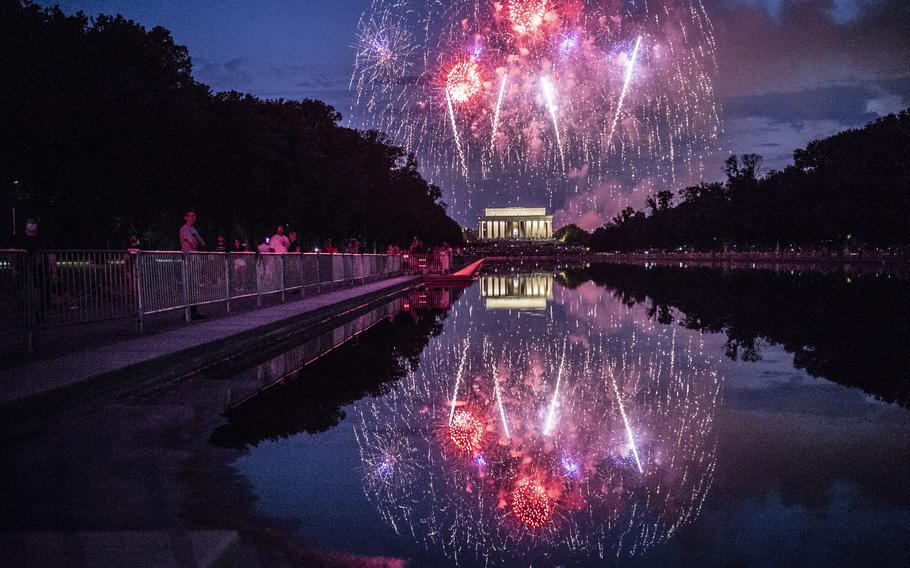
[0,1,463,250]
[589,110,910,252]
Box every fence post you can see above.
[280,254,286,302]
[134,251,144,333]
[256,253,263,308]
[314,253,321,295]
[25,253,35,353]
[182,252,192,323]
[225,253,232,313]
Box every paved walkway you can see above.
[1,530,239,568]
[0,276,419,406]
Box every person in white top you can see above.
[270,225,290,253]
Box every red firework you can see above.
[511,479,555,528]
[507,0,549,34]
[449,409,484,453]
[445,59,482,104]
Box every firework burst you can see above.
[351,0,721,218]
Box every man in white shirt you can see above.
[179,210,205,252]
[178,210,206,319]
[270,225,290,253]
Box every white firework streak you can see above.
[448,339,470,426]
[490,73,508,154]
[606,35,643,150]
[543,338,568,436]
[446,90,469,177]
[492,360,511,440]
[540,76,565,170]
[611,374,644,473]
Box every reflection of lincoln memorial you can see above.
[480,273,554,310]
[478,207,553,240]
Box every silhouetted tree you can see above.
[590,111,910,251]
[0,1,462,249]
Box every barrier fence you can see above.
[0,250,416,348]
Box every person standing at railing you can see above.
[270,225,290,254]
[16,216,44,253]
[288,230,300,253]
[15,215,49,324]
[180,210,205,253]
[439,242,451,272]
[179,210,206,320]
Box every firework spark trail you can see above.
[448,339,471,426]
[490,73,508,154]
[540,76,565,170]
[446,90,469,177]
[606,35,643,150]
[611,374,644,473]
[544,338,568,436]
[492,359,511,440]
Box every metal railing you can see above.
[1,250,410,348]
[401,252,461,274]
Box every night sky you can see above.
[40,1,910,225]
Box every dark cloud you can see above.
[295,73,347,90]
[194,57,253,90]
[724,84,878,123]
[708,0,910,96]
[703,2,910,173]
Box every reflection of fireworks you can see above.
[354,274,724,565]
[356,430,418,506]
[511,478,555,528]
[351,0,721,216]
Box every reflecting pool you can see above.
[230,263,910,567]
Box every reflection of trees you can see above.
[210,308,450,449]
[574,263,910,406]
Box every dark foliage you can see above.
[567,263,910,407]
[591,111,910,251]
[554,223,591,246]
[0,1,462,249]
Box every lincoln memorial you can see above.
[480,273,554,310]
[478,207,553,240]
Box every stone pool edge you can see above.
[0,276,421,408]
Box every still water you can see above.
[225,263,910,567]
